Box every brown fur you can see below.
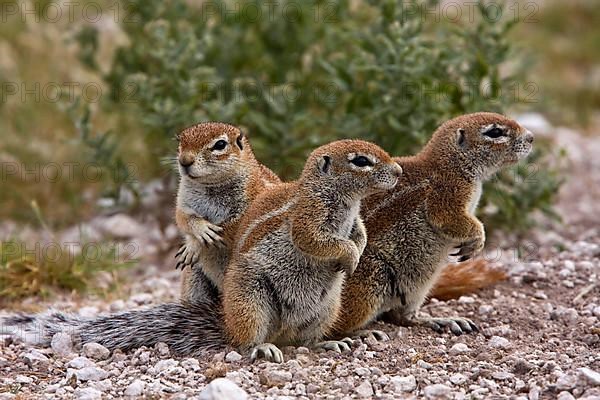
[222,140,402,359]
[334,112,534,335]
[175,122,281,300]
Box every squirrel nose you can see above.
[392,162,403,177]
[179,156,195,168]
[524,130,534,144]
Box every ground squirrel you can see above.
[0,122,284,356]
[173,122,280,303]
[223,139,402,362]
[333,112,533,336]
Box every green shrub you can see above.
[77,0,561,232]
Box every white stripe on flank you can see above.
[363,180,430,222]
[236,198,298,252]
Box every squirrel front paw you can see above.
[190,219,224,247]
[175,242,200,270]
[451,228,485,262]
[335,243,361,276]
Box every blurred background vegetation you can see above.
[1,0,597,295]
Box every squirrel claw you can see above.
[418,317,479,336]
[453,243,472,255]
[175,243,201,270]
[175,245,186,258]
[316,339,353,353]
[207,224,224,233]
[250,343,284,363]
[193,221,224,246]
[354,329,390,342]
[452,238,483,261]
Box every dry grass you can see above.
[0,202,136,300]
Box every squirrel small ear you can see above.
[236,131,245,150]
[456,128,466,149]
[318,155,332,174]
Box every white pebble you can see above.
[154,359,178,373]
[67,367,108,382]
[423,383,452,399]
[542,303,554,313]
[125,379,145,397]
[15,375,33,384]
[533,291,548,300]
[450,373,467,385]
[488,336,511,349]
[388,375,416,392]
[559,268,571,278]
[563,260,575,270]
[51,332,74,357]
[555,373,577,390]
[83,343,110,361]
[67,356,95,369]
[579,367,600,386]
[198,378,248,400]
[22,350,50,366]
[355,380,374,398]
[109,300,125,311]
[181,358,201,372]
[557,391,576,400]
[492,371,514,380]
[155,342,170,357]
[74,387,102,400]
[478,305,494,314]
[449,343,470,355]
[262,370,293,387]
[225,351,243,363]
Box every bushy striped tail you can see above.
[1,301,226,356]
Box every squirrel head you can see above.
[176,122,253,184]
[302,139,403,197]
[425,112,534,179]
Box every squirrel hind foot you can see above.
[353,329,390,342]
[316,338,354,353]
[250,343,284,363]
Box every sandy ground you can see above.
[0,116,599,399]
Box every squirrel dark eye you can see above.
[350,156,373,168]
[483,127,505,139]
[211,140,228,151]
